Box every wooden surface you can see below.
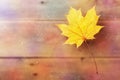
[0,0,120,80]
[0,58,120,80]
[0,0,120,20]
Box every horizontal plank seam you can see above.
[0,19,120,23]
[0,56,120,59]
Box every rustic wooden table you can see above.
[0,0,120,80]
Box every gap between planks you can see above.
[0,19,120,23]
[0,56,120,59]
[0,19,65,23]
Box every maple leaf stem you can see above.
[84,41,102,80]
[85,41,98,74]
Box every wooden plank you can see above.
[0,20,120,57]
[0,58,120,80]
[0,0,120,20]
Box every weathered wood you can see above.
[0,20,120,57]
[0,0,120,20]
[0,0,120,80]
[0,58,120,80]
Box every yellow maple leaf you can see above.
[57,6,104,47]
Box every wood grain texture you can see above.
[0,20,120,57]
[0,0,120,20]
[0,58,120,80]
[0,0,120,80]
